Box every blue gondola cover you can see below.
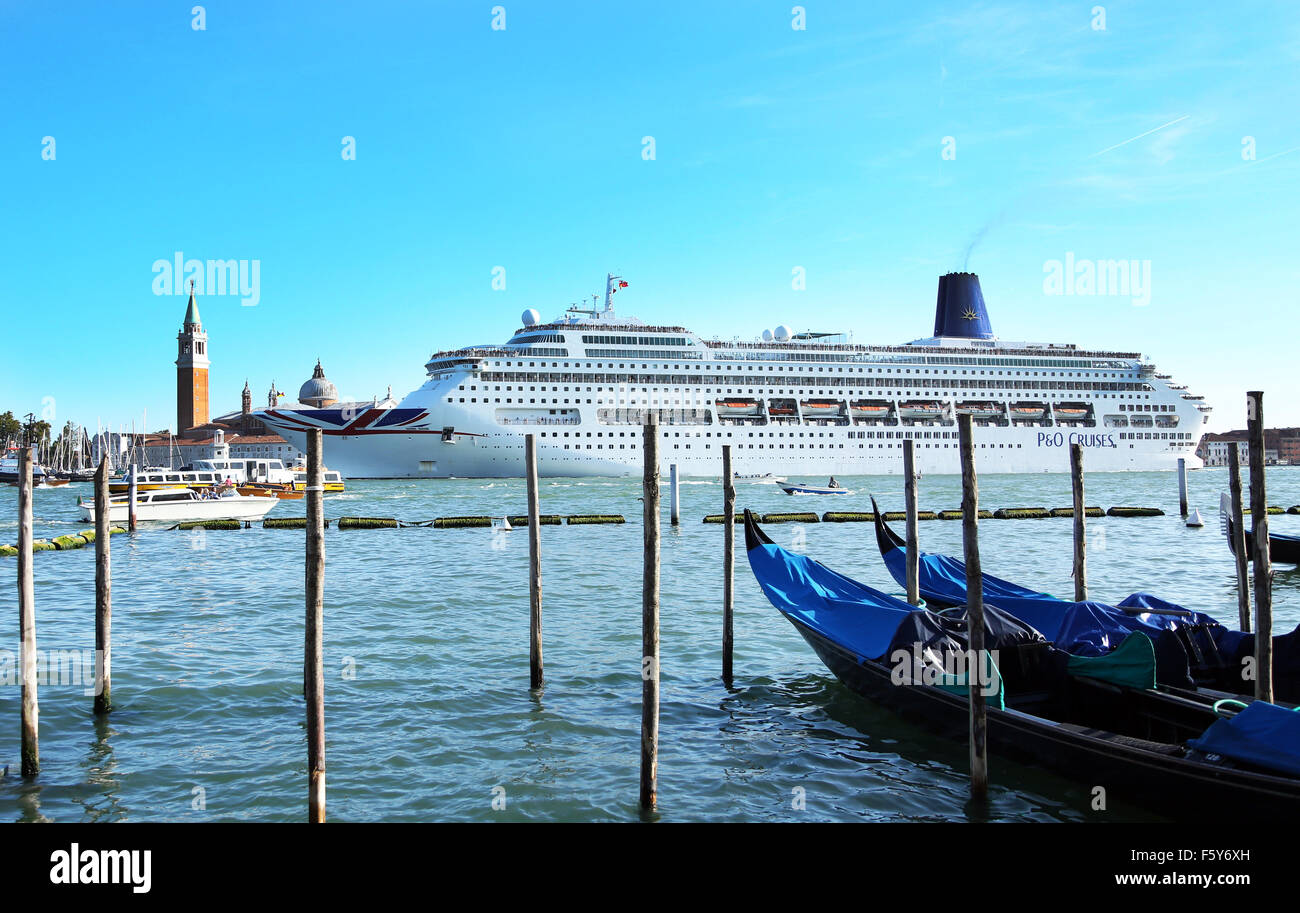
[1188,701,1300,778]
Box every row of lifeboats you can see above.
[713,397,1095,424]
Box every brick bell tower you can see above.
[176,281,210,433]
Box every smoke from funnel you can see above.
[962,209,1009,270]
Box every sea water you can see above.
[0,467,1297,822]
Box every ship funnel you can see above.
[933,272,993,340]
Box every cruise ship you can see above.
[255,273,1209,478]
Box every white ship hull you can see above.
[262,418,1203,479]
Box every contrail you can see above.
[1250,144,1300,165]
[1089,114,1190,158]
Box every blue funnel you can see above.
[933,272,993,339]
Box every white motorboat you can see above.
[77,486,278,523]
[0,446,48,485]
[777,481,853,496]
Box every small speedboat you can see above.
[491,516,513,531]
[778,481,852,496]
[77,486,278,523]
[735,473,787,484]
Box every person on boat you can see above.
[827,476,840,488]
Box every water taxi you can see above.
[110,435,345,494]
[289,467,346,492]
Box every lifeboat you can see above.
[898,400,948,422]
[1052,402,1095,426]
[955,400,1005,420]
[767,398,798,418]
[799,398,846,421]
[849,399,894,421]
[1009,401,1050,422]
[715,398,764,418]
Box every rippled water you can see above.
[1,467,1298,822]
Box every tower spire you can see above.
[184,279,201,330]
[176,282,210,433]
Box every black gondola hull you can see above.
[787,616,1300,821]
[1227,517,1300,566]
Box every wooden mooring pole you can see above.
[1228,445,1251,632]
[18,446,39,775]
[722,445,735,685]
[902,439,919,605]
[127,463,138,533]
[640,414,660,811]
[1070,443,1087,602]
[1246,392,1272,702]
[1177,457,1189,519]
[94,456,112,714]
[669,463,679,527]
[526,434,544,690]
[305,428,326,821]
[957,415,988,799]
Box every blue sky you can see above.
[1,1,1297,434]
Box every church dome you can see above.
[298,360,338,408]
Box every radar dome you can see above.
[774,325,792,342]
[761,329,774,342]
[521,309,541,326]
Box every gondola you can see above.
[1220,492,1300,565]
[870,498,1300,701]
[742,508,1300,820]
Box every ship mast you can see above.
[603,272,624,312]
